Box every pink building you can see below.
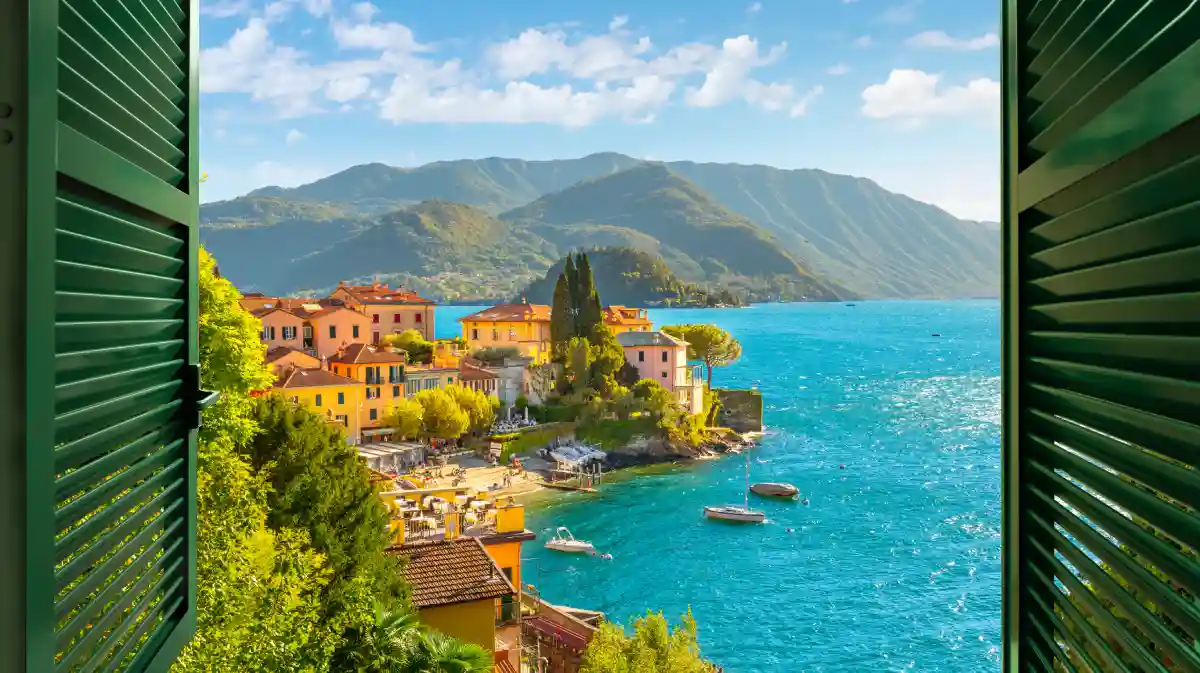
[616,331,706,415]
[245,297,372,360]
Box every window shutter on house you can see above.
[1003,2,1200,671]
[6,0,212,671]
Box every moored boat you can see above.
[751,482,799,498]
[703,505,766,523]
[544,527,596,554]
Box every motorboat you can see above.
[545,527,596,554]
[704,449,765,523]
[703,505,766,523]
[751,482,799,498]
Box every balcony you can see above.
[497,598,520,626]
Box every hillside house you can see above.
[459,303,553,365]
[616,331,705,415]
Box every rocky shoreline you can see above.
[600,428,759,470]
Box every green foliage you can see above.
[661,324,742,387]
[550,271,573,362]
[576,252,606,341]
[414,388,470,439]
[197,247,274,447]
[331,607,494,673]
[179,248,365,672]
[529,403,579,423]
[576,418,656,449]
[565,337,593,390]
[470,346,521,364]
[580,609,716,673]
[444,385,498,433]
[382,330,432,364]
[514,394,530,410]
[384,397,424,440]
[243,395,407,615]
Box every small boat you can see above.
[704,449,765,523]
[545,527,596,554]
[704,505,767,523]
[751,482,799,498]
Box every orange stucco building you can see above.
[328,343,408,438]
[330,281,437,343]
[242,296,372,360]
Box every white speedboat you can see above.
[751,482,799,498]
[703,450,765,523]
[703,505,766,523]
[545,527,596,554]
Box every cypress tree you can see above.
[563,253,580,335]
[550,270,572,362]
[576,252,605,341]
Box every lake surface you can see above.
[436,301,1001,672]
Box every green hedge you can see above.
[576,418,656,450]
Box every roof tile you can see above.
[392,537,514,608]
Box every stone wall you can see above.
[714,389,763,433]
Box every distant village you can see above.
[243,280,706,446]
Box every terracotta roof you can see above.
[265,346,318,365]
[459,361,499,381]
[329,343,407,365]
[273,367,360,389]
[335,282,436,306]
[392,537,514,609]
[604,305,653,326]
[616,330,688,348]
[458,303,551,323]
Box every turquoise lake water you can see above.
[436,301,1001,672]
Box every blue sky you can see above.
[199,0,1000,220]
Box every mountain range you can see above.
[200,152,999,301]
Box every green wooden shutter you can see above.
[1003,1,1200,671]
[14,0,211,670]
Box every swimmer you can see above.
[601,553,613,560]
[785,528,793,533]
[839,464,846,469]
[802,498,809,505]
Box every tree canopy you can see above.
[414,388,471,439]
[661,324,742,387]
[244,394,407,615]
[580,609,717,673]
[385,397,425,440]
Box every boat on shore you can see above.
[545,527,596,554]
[751,482,799,498]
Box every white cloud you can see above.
[351,2,379,23]
[905,30,999,51]
[747,2,763,12]
[683,36,787,108]
[285,129,305,144]
[854,35,872,47]
[202,12,816,126]
[826,63,850,75]
[861,69,999,127]
[609,15,629,31]
[260,0,332,23]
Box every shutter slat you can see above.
[104,595,184,673]
[1018,42,1200,211]
[57,319,184,352]
[1028,1,1198,142]
[1030,200,1200,271]
[1028,0,1083,51]
[55,382,183,449]
[63,0,183,99]
[1029,537,1171,673]
[1028,564,1137,673]
[112,0,184,63]
[136,0,185,45]
[1027,357,1200,415]
[1026,0,1099,77]
[55,409,183,476]
[55,428,180,497]
[1028,332,1200,372]
[1031,292,1200,332]
[57,340,186,382]
[54,467,182,565]
[1031,246,1200,299]
[1028,588,1109,673]
[59,94,185,184]
[58,6,182,126]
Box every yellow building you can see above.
[272,367,364,442]
[459,303,552,364]
[328,343,408,440]
[603,305,654,334]
[394,537,517,670]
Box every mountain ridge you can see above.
[201,153,998,300]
